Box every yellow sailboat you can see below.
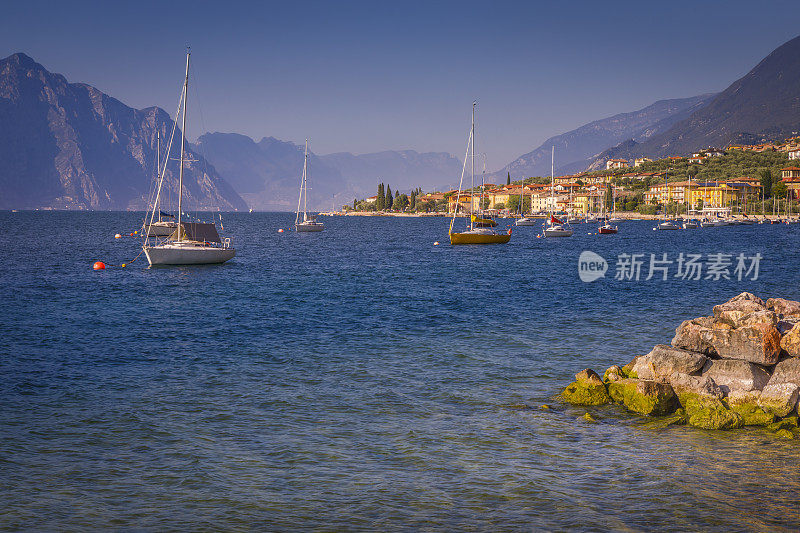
[449,102,511,245]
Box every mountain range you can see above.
[492,93,716,180]
[2,34,800,210]
[0,52,246,211]
[194,133,462,211]
[588,34,800,167]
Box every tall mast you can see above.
[177,51,190,241]
[550,146,554,216]
[156,130,161,221]
[471,101,475,229]
[303,139,309,220]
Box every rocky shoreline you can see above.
[562,293,800,438]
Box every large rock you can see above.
[602,365,624,383]
[562,369,612,405]
[758,383,800,417]
[668,372,723,403]
[672,316,716,355]
[780,323,800,357]
[683,395,743,430]
[701,359,771,394]
[777,318,800,335]
[767,297,800,318]
[713,292,767,327]
[606,379,677,416]
[645,345,707,378]
[709,323,781,365]
[726,391,775,426]
[766,358,800,387]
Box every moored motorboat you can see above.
[683,220,699,229]
[598,223,618,234]
[656,220,680,230]
[515,216,538,226]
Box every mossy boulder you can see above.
[768,419,797,432]
[729,403,775,426]
[607,378,677,416]
[603,365,624,383]
[758,382,800,417]
[774,429,795,439]
[682,394,743,430]
[562,369,611,406]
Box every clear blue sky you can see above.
[2,0,799,169]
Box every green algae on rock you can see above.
[682,394,743,430]
[607,378,676,416]
[562,369,612,406]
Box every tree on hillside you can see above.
[353,198,357,210]
[386,185,393,209]
[507,172,511,185]
[773,181,788,199]
[760,169,773,199]
[377,183,385,210]
[604,185,613,211]
[409,190,417,210]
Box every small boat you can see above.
[295,139,325,232]
[143,51,235,266]
[701,218,727,227]
[515,216,538,226]
[598,223,618,234]
[543,223,574,237]
[656,220,680,230]
[566,216,584,224]
[449,103,510,245]
[683,220,700,229]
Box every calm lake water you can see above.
[2,211,800,531]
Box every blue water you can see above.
[2,211,800,531]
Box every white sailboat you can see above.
[295,140,324,232]
[515,178,537,226]
[543,146,573,237]
[143,51,235,266]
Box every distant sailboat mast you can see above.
[176,51,190,242]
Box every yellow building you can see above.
[573,191,604,214]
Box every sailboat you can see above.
[598,183,618,234]
[295,140,324,232]
[542,146,573,237]
[655,173,680,230]
[449,102,510,245]
[143,51,235,266]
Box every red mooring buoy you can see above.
[93,261,106,270]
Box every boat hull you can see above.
[598,226,618,234]
[543,229,573,237]
[144,244,236,265]
[515,218,538,226]
[296,223,324,232]
[449,232,510,245]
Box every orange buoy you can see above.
[114,233,122,239]
[433,241,440,246]
[507,228,512,235]
[278,228,284,233]
[129,232,134,237]
[93,261,106,270]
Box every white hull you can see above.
[144,243,235,265]
[657,222,680,230]
[296,222,324,232]
[543,227,573,237]
[515,217,538,226]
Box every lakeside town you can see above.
[340,136,800,219]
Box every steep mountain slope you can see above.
[591,34,800,165]
[0,52,246,210]
[494,94,714,179]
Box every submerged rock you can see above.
[709,323,782,365]
[562,369,612,406]
[701,359,771,394]
[682,394,743,430]
[726,391,775,426]
[758,383,800,417]
[607,379,676,416]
